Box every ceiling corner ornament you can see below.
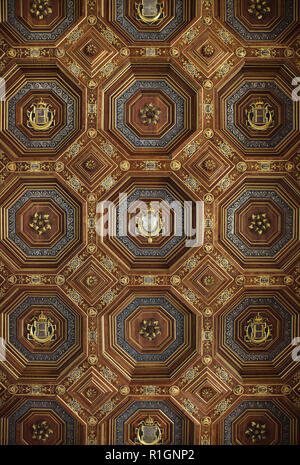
[136,203,163,243]
[135,416,163,445]
[27,99,56,131]
[139,102,161,126]
[245,421,267,443]
[136,1,164,24]
[30,0,53,21]
[248,1,271,21]
[29,212,52,235]
[246,101,274,131]
[244,313,272,345]
[27,312,56,344]
[139,319,161,341]
[31,421,54,442]
[248,212,271,235]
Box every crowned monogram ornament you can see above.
[27,98,56,131]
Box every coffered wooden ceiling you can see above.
[0,0,299,446]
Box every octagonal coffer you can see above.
[102,63,199,157]
[101,292,198,381]
[4,399,81,445]
[221,400,293,445]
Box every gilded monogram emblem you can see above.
[135,416,162,445]
[139,102,161,126]
[31,421,54,442]
[136,0,164,24]
[27,98,56,131]
[27,312,56,344]
[248,1,271,21]
[248,212,271,235]
[245,421,267,443]
[246,101,274,131]
[136,203,163,244]
[244,313,272,345]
